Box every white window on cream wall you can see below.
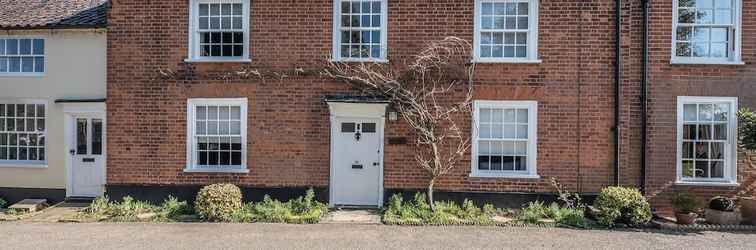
[186,98,248,173]
[187,0,250,62]
[671,0,743,65]
[0,38,45,76]
[332,0,388,62]
[471,100,538,178]
[677,96,738,186]
[473,0,540,63]
[0,101,47,167]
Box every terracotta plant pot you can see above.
[705,208,741,225]
[674,212,698,225]
[741,197,756,225]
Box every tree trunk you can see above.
[428,177,436,211]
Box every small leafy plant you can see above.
[0,197,7,208]
[671,193,701,214]
[382,193,496,225]
[81,196,193,222]
[593,186,652,227]
[518,201,587,228]
[250,189,328,224]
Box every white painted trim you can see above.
[675,96,738,186]
[472,0,540,63]
[187,0,251,61]
[327,102,387,207]
[471,100,538,178]
[185,98,249,173]
[0,36,46,76]
[670,0,742,64]
[332,0,389,61]
[63,105,107,198]
[0,163,48,169]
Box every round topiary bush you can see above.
[593,186,652,227]
[195,183,243,222]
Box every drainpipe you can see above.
[640,0,649,194]
[613,0,622,186]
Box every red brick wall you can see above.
[106,0,655,199]
[643,0,756,214]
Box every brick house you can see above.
[104,0,755,211]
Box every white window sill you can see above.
[469,173,540,179]
[184,58,252,63]
[0,163,48,169]
[675,181,739,187]
[183,167,249,173]
[670,59,745,66]
[0,73,46,77]
[331,58,389,64]
[472,58,542,64]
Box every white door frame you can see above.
[327,102,387,207]
[63,102,106,198]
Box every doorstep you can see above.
[322,208,381,224]
[25,202,89,223]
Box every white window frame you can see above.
[332,0,389,62]
[185,98,249,173]
[473,0,540,64]
[471,100,538,178]
[186,0,251,62]
[676,96,738,186]
[0,37,46,77]
[0,99,48,168]
[671,0,743,65]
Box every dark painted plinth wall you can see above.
[0,187,66,204]
[105,185,329,204]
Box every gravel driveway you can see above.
[1,222,755,249]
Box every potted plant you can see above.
[671,193,701,225]
[741,196,756,225]
[705,196,741,225]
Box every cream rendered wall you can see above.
[0,29,106,190]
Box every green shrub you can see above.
[671,193,701,213]
[738,108,756,151]
[593,186,652,227]
[518,201,587,228]
[194,183,243,222]
[0,197,8,208]
[159,196,192,218]
[251,189,328,223]
[382,193,495,225]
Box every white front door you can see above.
[69,115,105,197]
[331,118,383,206]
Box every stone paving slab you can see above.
[25,202,89,223]
[322,208,381,224]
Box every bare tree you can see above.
[322,37,475,210]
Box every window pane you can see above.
[697,9,713,24]
[715,10,732,24]
[710,161,724,178]
[21,57,33,72]
[502,124,515,138]
[699,104,713,121]
[683,141,694,158]
[9,57,20,72]
[698,124,712,140]
[19,39,32,55]
[695,161,708,177]
[34,57,44,72]
[0,40,5,54]
[76,118,87,155]
[677,27,692,41]
[0,57,7,72]
[91,119,103,155]
[515,156,527,170]
[678,9,695,23]
[683,104,697,121]
[679,0,695,7]
[713,124,727,140]
[6,39,18,55]
[676,42,691,57]
[710,142,724,159]
[695,142,709,159]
